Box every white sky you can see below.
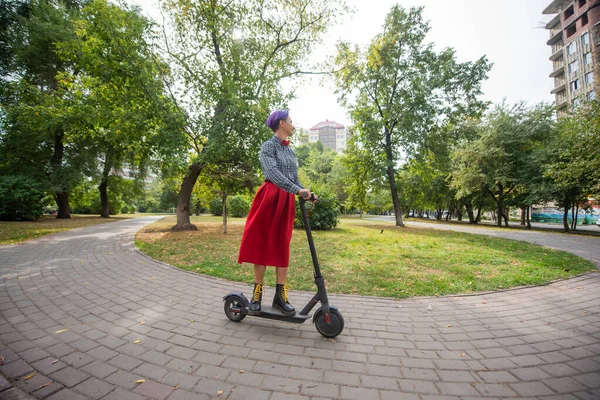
[130,0,556,130]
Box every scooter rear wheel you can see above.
[224,296,246,322]
[314,308,344,338]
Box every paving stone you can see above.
[1,214,599,400]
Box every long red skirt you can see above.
[237,182,296,268]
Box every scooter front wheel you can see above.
[314,308,344,338]
[224,295,246,322]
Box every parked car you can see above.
[596,219,600,229]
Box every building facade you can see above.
[308,120,351,153]
[544,0,599,117]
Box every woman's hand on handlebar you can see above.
[298,188,318,203]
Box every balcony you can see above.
[550,65,565,77]
[547,29,563,45]
[552,82,567,94]
[550,47,564,61]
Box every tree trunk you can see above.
[573,205,579,231]
[172,162,203,231]
[50,128,71,219]
[526,206,531,229]
[475,206,482,223]
[496,186,503,227]
[222,194,228,234]
[503,208,509,227]
[562,201,570,232]
[385,163,403,227]
[99,150,113,219]
[55,192,70,219]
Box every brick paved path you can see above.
[0,217,598,400]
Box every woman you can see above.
[237,110,316,316]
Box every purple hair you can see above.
[266,110,289,132]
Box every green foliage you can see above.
[229,195,250,217]
[332,5,491,224]
[295,192,340,231]
[209,198,224,216]
[0,175,45,221]
[450,102,556,226]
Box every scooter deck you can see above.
[246,305,311,324]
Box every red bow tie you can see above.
[281,140,290,147]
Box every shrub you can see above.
[295,191,339,230]
[0,175,45,221]
[210,198,224,216]
[229,195,250,217]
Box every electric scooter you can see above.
[223,194,344,338]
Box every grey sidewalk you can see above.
[0,216,599,400]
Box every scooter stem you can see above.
[299,196,322,279]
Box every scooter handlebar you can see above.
[299,193,317,202]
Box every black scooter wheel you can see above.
[224,296,246,322]
[314,308,344,338]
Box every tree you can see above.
[333,5,490,226]
[55,0,187,217]
[333,6,490,226]
[450,102,555,227]
[160,0,348,230]
[0,0,89,218]
[546,100,600,231]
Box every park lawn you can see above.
[135,215,597,299]
[0,214,143,245]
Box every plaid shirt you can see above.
[260,135,305,194]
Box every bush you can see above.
[295,191,339,230]
[0,175,45,221]
[210,198,224,216]
[229,195,250,217]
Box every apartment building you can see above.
[308,120,351,153]
[544,0,599,116]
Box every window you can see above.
[570,79,580,92]
[584,52,592,65]
[585,72,594,85]
[573,97,582,107]
[578,0,586,8]
[588,91,596,101]
[569,60,579,73]
[581,13,589,26]
[566,24,577,38]
[567,41,577,55]
[564,5,575,19]
[582,32,590,46]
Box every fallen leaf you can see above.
[327,338,336,343]
[215,375,220,379]
[152,277,156,279]
[140,321,145,325]
[468,281,472,285]
[427,304,433,311]
[577,286,584,289]
[24,373,36,381]
[239,370,244,373]
[55,329,69,334]
[133,340,141,344]
[217,390,224,396]
[38,383,51,390]
[396,305,402,308]
[459,353,465,356]
[173,384,179,390]
[135,379,146,384]
[481,302,487,304]
[564,268,570,272]
[0,356,4,365]
[52,360,58,364]
[446,325,453,328]
[190,320,194,322]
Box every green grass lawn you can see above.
[0,213,161,245]
[135,215,597,299]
